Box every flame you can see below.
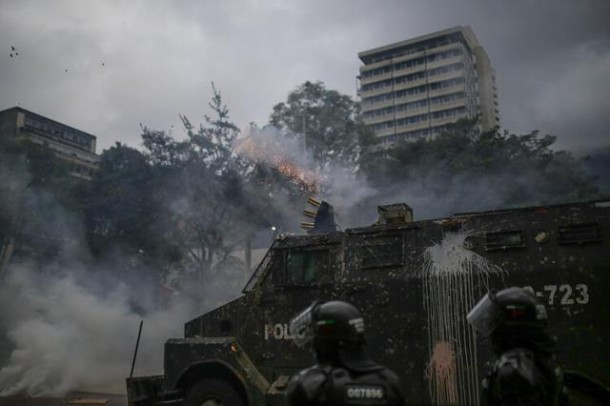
[234,136,322,194]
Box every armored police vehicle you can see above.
[126,199,610,405]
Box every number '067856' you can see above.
[523,284,589,306]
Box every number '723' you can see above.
[522,284,589,306]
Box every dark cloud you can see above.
[0,0,608,152]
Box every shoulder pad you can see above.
[287,365,330,401]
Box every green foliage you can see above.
[85,142,162,260]
[181,83,241,173]
[270,81,376,170]
[141,127,190,166]
[0,134,81,265]
[581,146,610,195]
[136,85,277,289]
[81,85,298,292]
[366,119,599,213]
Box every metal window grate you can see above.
[242,241,276,293]
[361,235,404,269]
[485,230,526,251]
[558,223,602,245]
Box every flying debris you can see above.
[234,134,322,194]
[101,62,105,67]
[300,196,338,234]
[11,46,15,51]
[65,69,68,72]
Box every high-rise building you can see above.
[358,26,499,145]
[0,106,100,180]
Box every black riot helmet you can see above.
[290,301,379,371]
[467,287,548,335]
[467,287,554,354]
[290,301,365,347]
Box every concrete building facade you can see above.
[358,26,500,144]
[0,107,100,180]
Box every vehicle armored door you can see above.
[259,243,339,372]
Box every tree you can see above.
[141,85,274,294]
[84,142,165,262]
[181,83,242,174]
[269,81,376,171]
[581,146,610,195]
[0,135,81,272]
[363,120,599,218]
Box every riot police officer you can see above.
[467,287,566,405]
[286,300,405,405]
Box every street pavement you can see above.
[0,392,128,406]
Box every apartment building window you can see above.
[431,107,466,119]
[427,62,464,77]
[361,79,392,92]
[429,77,465,91]
[362,93,395,106]
[373,121,396,131]
[396,99,428,112]
[362,62,465,92]
[430,92,465,105]
[396,114,429,127]
[396,85,427,98]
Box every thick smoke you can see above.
[234,126,378,230]
[0,245,212,397]
[233,126,605,230]
[0,145,244,397]
[360,168,515,222]
[0,266,191,396]
[356,135,603,224]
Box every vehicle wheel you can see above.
[184,378,245,406]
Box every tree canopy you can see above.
[105,85,295,297]
[363,118,599,218]
[269,81,376,170]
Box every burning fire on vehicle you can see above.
[233,132,323,195]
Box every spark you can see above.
[234,136,323,194]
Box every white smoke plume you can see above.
[0,131,251,398]
[0,264,202,397]
[234,126,377,229]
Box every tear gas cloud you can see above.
[0,251,231,397]
[235,126,378,229]
[234,126,602,230]
[0,147,242,397]
[0,267,188,396]
[352,149,603,226]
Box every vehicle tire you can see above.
[184,378,245,406]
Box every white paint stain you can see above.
[423,232,503,405]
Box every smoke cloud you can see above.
[0,145,245,397]
[0,260,219,397]
[234,126,378,230]
[0,266,174,396]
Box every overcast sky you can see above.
[1,0,609,153]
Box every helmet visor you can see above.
[289,302,318,347]
[466,292,504,336]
